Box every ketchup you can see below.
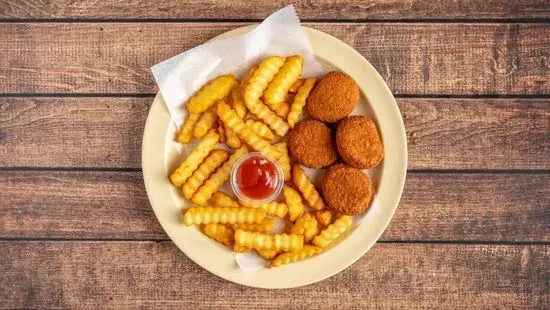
[235,155,279,200]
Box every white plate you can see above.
[142,26,407,288]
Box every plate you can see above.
[142,25,407,288]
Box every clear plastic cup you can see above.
[230,152,284,205]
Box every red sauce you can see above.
[235,155,279,200]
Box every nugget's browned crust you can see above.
[288,119,338,168]
[306,71,359,123]
[336,116,384,169]
[321,164,372,215]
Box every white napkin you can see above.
[151,5,324,130]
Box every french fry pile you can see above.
[170,55,353,268]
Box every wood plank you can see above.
[0,23,548,95]
[1,171,548,242]
[0,0,548,20]
[1,97,548,169]
[0,241,547,308]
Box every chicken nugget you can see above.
[336,115,384,169]
[306,71,359,123]
[321,164,372,215]
[288,119,337,168]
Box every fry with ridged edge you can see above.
[170,130,219,187]
[217,119,226,143]
[182,150,229,199]
[224,126,242,148]
[269,245,322,268]
[292,164,326,210]
[235,230,303,252]
[276,142,291,181]
[240,65,258,89]
[246,119,275,142]
[273,101,290,119]
[290,213,319,242]
[216,100,280,159]
[312,215,353,248]
[187,74,238,114]
[231,85,247,119]
[193,108,218,138]
[239,199,288,218]
[183,206,265,226]
[315,210,334,227]
[210,191,240,208]
[177,112,200,144]
[191,146,248,205]
[247,98,289,137]
[264,55,303,107]
[203,223,234,246]
[288,77,317,128]
[244,56,289,136]
[257,249,280,260]
[288,79,304,93]
[231,217,276,233]
[283,185,304,222]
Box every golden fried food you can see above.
[224,125,242,149]
[336,115,384,169]
[187,74,238,114]
[217,119,226,143]
[191,146,248,205]
[283,185,304,222]
[312,215,353,248]
[193,108,218,138]
[288,77,317,128]
[272,101,290,119]
[240,65,258,89]
[182,150,229,199]
[244,56,285,107]
[231,85,247,119]
[257,249,280,260]
[170,130,220,187]
[321,164,372,215]
[234,230,303,252]
[231,217,276,233]
[269,245,322,268]
[210,191,240,208]
[275,142,291,181]
[216,100,280,159]
[203,223,234,246]
[314,210,334,227]
[183,206,266,226]
[288,119,337,168]
[290,213,319,242]
[177,112,200,144]
[292,164,325,210]
[288,78,304,93]
[246,119,275,142]
[264,55,303,107]
[239,199,288,218]
[244,56,289,136]
[233,244,250,253]
[306,71,359,123]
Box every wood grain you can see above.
[1,241,547,308]
[1,97,548,169]
[1,171,547,242]
[0,0,548,20]
[0,23,548,95]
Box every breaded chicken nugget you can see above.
[321,164,372,215]
[306,71,359,123]
[288,119,337,168]
[336,116,384,169]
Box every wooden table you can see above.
[1,1,548,308]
